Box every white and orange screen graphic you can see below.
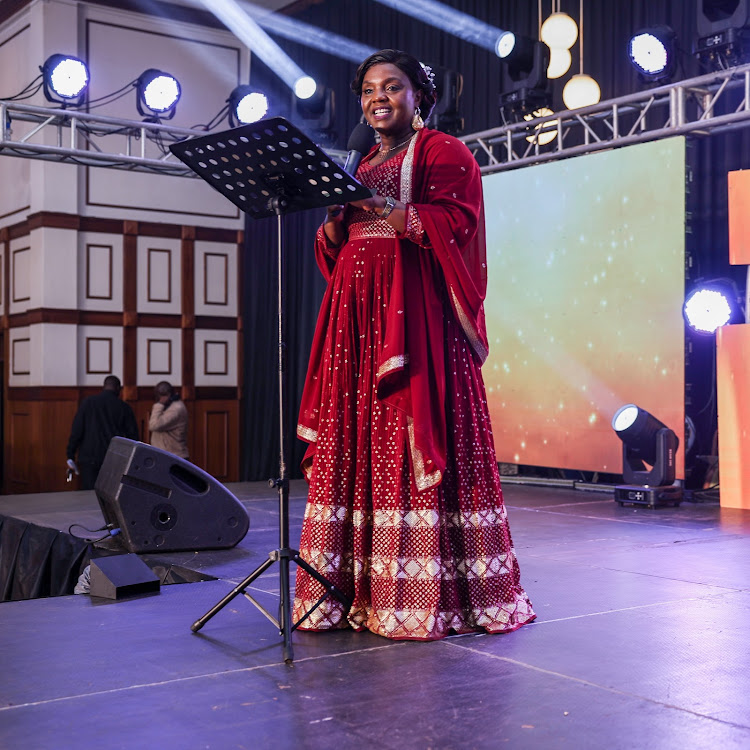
[482,137,686,476]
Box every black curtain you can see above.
[242,208,327,480]
[241,0,750,483]
[0,515,90,600]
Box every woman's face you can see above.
[360,62,422,137]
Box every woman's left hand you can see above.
[350,195,381,213]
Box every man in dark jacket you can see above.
[66,375,139,490]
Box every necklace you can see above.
[378,131,415,155]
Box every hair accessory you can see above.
[411,107,424,131]
[421,63,436,88]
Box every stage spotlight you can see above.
[629,26,678,84]
[136,69,181,119]
[432,67,464,135]
[684,279,744,334]
[696,0,750,68]
[41,54,89,106]
[612,404,682,506]
[228,86,268,126]
[292,83,335,142]
[498,35,552,118]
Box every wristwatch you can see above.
[379,196,397,220]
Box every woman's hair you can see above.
[351,49,437,120]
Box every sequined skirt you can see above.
[293,234,536,640]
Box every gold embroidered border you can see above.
[297,424,317,442]
[400,133,418,204]
[450,288,489,363]
[407,416,442,492]
[373,507,440,528]
[376,353,408,380]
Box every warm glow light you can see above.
[562,73,601,109]
[540,12,578,50]
[547,48,572,79]
[524,107,557,145]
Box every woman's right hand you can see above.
[325,204,346,224]
[324,204,347,246]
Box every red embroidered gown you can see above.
[293,129,535,640]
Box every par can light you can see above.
[628,25,677,83]
[137,69,181,119]
[684,280,744,334]
[229,86,269,126]
[42,54,89,106]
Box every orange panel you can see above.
[716,323,750,508]
[728,170,750,266]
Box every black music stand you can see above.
[170,117,369,662]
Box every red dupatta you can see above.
[298,128,489,491]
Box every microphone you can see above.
[343,121,374,176]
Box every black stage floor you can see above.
[2,479,750,749]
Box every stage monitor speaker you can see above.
[89,553,160,599]
[94,438,250,554]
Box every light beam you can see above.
[240,1,377,63]
[198,0,314,94]
[370,0,508,54]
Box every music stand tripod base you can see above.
[170,118,365,663]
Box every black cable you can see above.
[1,76,43,101]
[68,522,122,543]
[191,104,229,132]
[2,83,44,102]
[84,80,137,108]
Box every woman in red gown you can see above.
[293,49,536,640]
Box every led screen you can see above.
[482,136,686,476]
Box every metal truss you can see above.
[461,62,750,175]
[3,61,750,178]
[0,99,347,177]
[0,99,209,176]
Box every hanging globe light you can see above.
[562,73,601,109]
[547,48,572,79]
[540,12,578,51]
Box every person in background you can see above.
[66,375,139,490]
[293,49,535,640]
[148,381,189,460]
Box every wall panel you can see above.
[192,400,239,482]
[5,399,78,493]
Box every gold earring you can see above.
[411,106,424,130]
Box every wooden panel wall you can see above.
[5,393,241,493]
[1,214,243,494]
[5,397,79,493]
[192,399,240,483]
